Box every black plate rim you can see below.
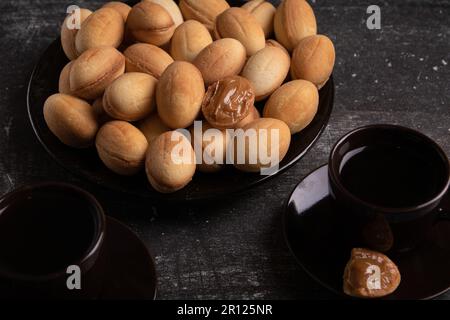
[282,164,450,300]
[27,38,334,202]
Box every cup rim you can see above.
[0,182,106,282]
[329,124,450,214]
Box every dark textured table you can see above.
[0,0,449,299]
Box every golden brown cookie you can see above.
[44,94,98,148]
[242,0,276,37]
[145,131,196,193]
[156,61,205,129]
[274,0,317,52]
[123,43,174,79]
[96,121,148,176]
[263,80,318,134]
[126,1,175,46]
[170,20,213,62]
[233,118,291,173]
[291,34,336,89]
[193,38,247,86]
[179,0,230,32]
[214,7,265,56]
[75,8,124,55]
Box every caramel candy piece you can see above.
[343,248,401,298]
[202,76,255,129]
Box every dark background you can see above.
[0,0,449,299]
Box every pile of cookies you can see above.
[44,0,335,193]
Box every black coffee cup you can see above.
[0,183,107,299]
[328,124,450,253]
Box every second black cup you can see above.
[328,124,450,253]
[0,183,107,299]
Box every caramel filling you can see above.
[202,76,254,128]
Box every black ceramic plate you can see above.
[283,165,450,300]
[27,0,334,201]
[100,217,157,299]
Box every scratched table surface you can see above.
[0,0,449,300]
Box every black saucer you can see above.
[283,165,450,300]
[99,217,157,299]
